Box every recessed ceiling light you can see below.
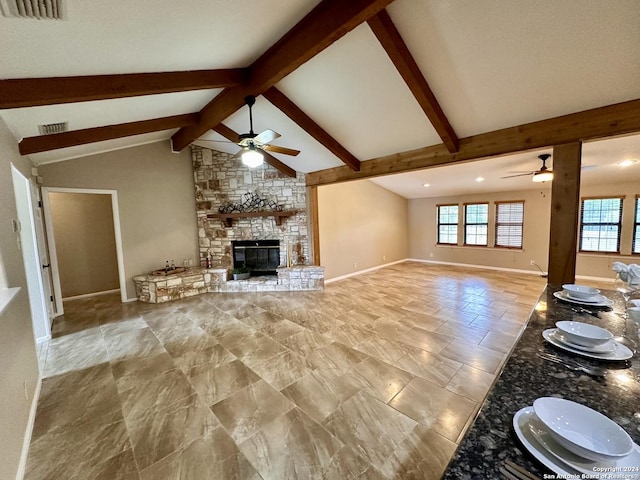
[475,177,485,182]
[423,183,430,188]
[617,159,638,167]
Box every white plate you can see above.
[567,293,599,303]
[513,407,577,476]
[553,291,613,307]
[543,329,633,360]
[551,330,615,353]
[514,407,640,477]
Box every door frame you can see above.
[11,165,52,342]
[41,187,127,315]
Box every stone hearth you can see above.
[133,265,324,302]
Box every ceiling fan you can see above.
[199,95,300,168]
[501,154,554,183]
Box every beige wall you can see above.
[408,182,640,280]
[49,192,120,298]
[0,117,40,479]
[318,180,408,279]
[409,188,552,272]
[39,142,199,300]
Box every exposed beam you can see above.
[19,114,198,155]
[306,98,640,186]
[0,69,247,109]
[211,124,297,178]
[262,87,361,171]
[367,9,459,153]
[171,0,395,151]
[548,142,582,285]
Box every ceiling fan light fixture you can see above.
[241,145,264,168]
[532,171,553,183]
[617,159,638,168]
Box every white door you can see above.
[31,183,56,324]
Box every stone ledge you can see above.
[134,265,324,303]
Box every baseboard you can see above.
[575,274,615,283]
[62,288,120,301]
[407,258,546,276]
[123,297,138,303]
[16,376,41,480]
[325,259,407,284]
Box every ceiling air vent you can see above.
[38,122,67,135]
[0,0,64,20]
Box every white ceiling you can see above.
[1,0,639,197]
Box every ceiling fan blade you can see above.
[196,139,237,145]
[505,170,537,174]
[501,173,534,179]
[231,148,245,160]
[263,144,301,156]
[254,129,280,145]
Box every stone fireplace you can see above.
[191,146,310,270]
[132,147,324,303]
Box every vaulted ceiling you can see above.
[1,0,639,198]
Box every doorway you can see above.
[11,165,52,342]
[41,188,127,316]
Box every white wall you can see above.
[318,180,408,279]
[39,142,199,300]
[0,117,40,480]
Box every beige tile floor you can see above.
[26,262,609,479]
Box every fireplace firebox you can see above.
[232,240,280,276]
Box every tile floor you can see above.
[27,262,573,479]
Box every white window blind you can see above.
[495,201,524,248]
[437,204,458,245]
[464,203,488,246]
[580,197,622,253]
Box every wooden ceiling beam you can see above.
[19,113,198,155]
[171,0,396,151]
[262,87,361,171]
[0,69,247,109]
[367,9,459,153]
[306,98,640,186]
[211,123,297,178]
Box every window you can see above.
[464,203,488,246]
[495,201,524,248]
[579,197,623,253]
[437,204,458,245]
[633,196,640,254]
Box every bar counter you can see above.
[443,285,640,479]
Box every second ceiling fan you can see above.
[502,154,554,183]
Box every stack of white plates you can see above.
[513,398,638,476]
[553,290,613,307]
[542,321,633,360]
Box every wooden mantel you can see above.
[207,210,296,227]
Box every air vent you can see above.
[0,0,64,20]
[38,122,67,135]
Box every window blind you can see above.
[495,202,524,248]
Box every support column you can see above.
[306,186,321,266]
[548,142,582,286]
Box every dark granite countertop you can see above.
[443,285,640,479]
